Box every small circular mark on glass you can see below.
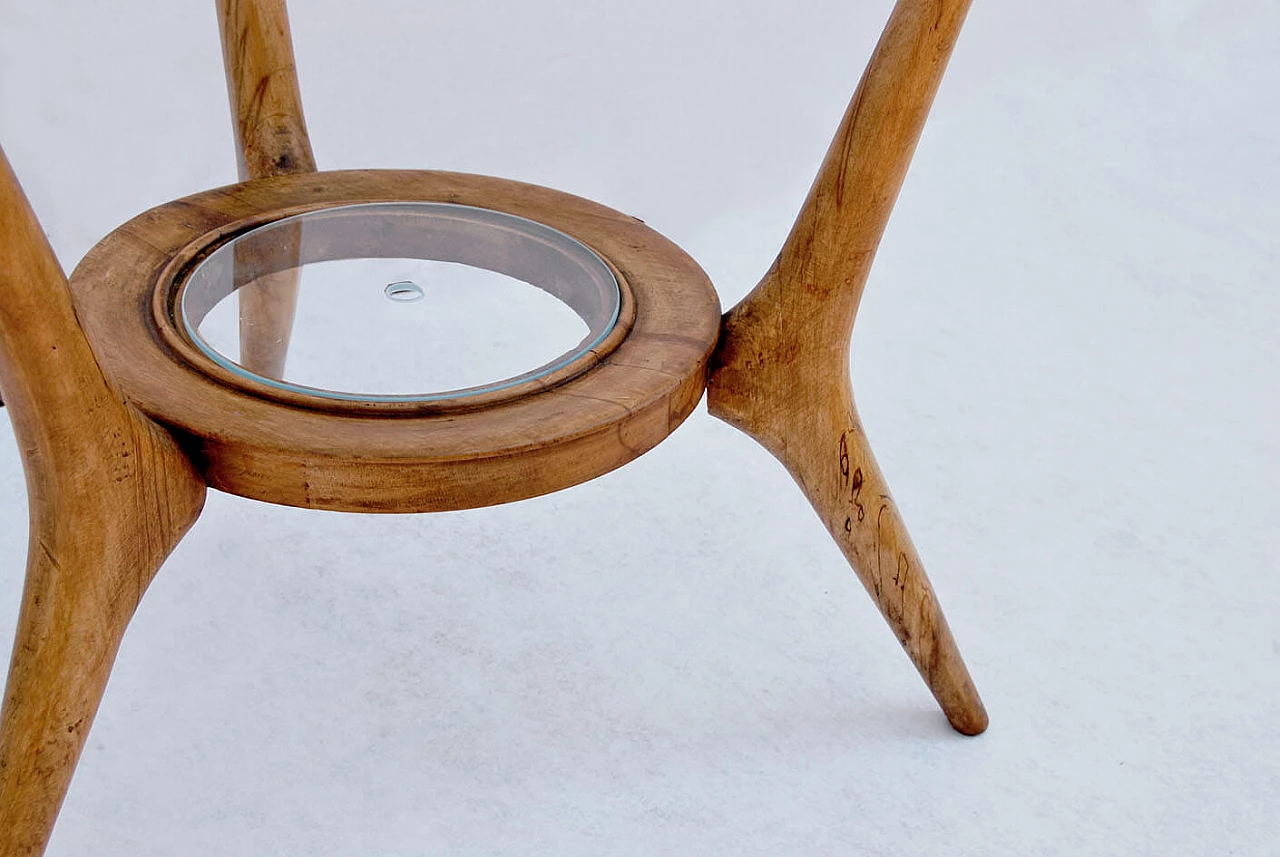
[384,280,424,302]
[177,202,624,404]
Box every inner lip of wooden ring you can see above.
[177,201,623,404]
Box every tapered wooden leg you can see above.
[0,462,203,855]
[707,0,987,733]
[217,0,317,380]
[237,270,300,378]
[0,147,206,855]
[710,369,987,734]
[235,223,304,380]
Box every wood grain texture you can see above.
[215,0,315,181]
[216,0,316,378]
[69,170,721,513]
[0,147,206,856]
[706,0,987,734]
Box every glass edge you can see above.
[178,201,623,404]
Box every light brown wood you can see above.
[0,147,206,856]
[0,3,991,852]
[235,227,303,379]
[216,0,316,378]
[706,0,987,735]
[215,0,314,181]
[69,170,722,513]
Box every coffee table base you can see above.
[0,1,986,854]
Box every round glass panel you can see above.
[179,202,621,402]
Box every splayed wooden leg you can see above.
[0,446,204,855]
[217,0,317,380]
[707,0,986,734]
[236,225,303,380]
[0,147,206,855]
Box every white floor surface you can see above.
[1,2,1277,854]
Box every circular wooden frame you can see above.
[69,170,721,512]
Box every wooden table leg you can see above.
[234,222,304,380]
[707,0,987,734]
[217,0,317,380]
[0,148,206,856]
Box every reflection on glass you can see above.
[180,202,621,402]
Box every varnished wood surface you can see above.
[215,0,315,180]
[216,0,316,377]
[70,169,721,513]
[707,0,987,734]
[0,5,990,855]
[0,147,206,856]
[233,226,303,379]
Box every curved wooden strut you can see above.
[0,5,310,852]
[0,148,207,856]
[707,0,988,735]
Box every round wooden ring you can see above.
[69,170,721,512]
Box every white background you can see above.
[2,1,1278,854]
